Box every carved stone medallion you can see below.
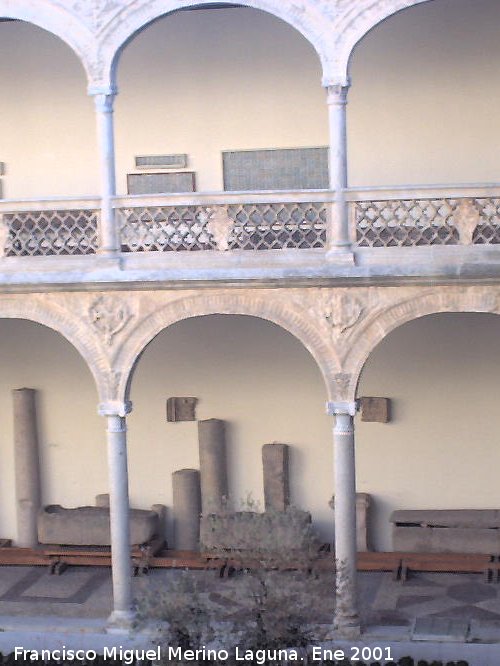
[89,295,133,346]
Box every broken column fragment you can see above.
[262,442,289,512]
[13,388,42,548]
[198,418,228,514]
[172,468,201,551]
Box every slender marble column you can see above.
[13,388,41,548]
[99,401,133,628]
[327,400,360,638]
[92,90,119,255]
[326,84,351,252]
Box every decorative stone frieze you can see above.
[0,284,496,407]
[0,0,448,89]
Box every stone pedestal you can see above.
[13,388,41,548]
[173,469,201,551]
[198,419,228,514]
[262,443,289,512]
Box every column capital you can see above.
[98,401,132,418]
[326,400,358,417]
[88,84,117,97]
[92,91,116,114]
[325,83,350,105]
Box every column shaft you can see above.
[106,413,133,621]
[326,84,351,250]
[173,469,202,551]
[13,388,41,548]
[329,401,360,637]
[198,419,228,514]
[93,92,118,254]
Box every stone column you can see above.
[198,419,228,514]
[173,469,202,551]
[327,400,360,638]
[262,443,289,512]
[326,84,351,253]
[91,89,119,255]
[12,388,41,548]
[99,401,133,628]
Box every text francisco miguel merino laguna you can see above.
[13,645,357,663]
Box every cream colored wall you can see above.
[357,312,500,551]
[127,315,333,544]
[0,312,499,549]
[0,23,97,199]
[0,320,103,543]
[348,0,500,186]
[3,0,500,199]
[115,8,326,193]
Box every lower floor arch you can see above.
[0,318,102,544]
[357,311,500,551]
[126,313,334,543]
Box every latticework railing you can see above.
[2,209,99,256]
[118,202,327,252]
[354,197,500,247]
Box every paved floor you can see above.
[0,566,498,662]
[0,564,499,638]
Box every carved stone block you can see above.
[360,397,390,423]
[262,443,289,512]
[166,397,198,422]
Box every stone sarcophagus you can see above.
[391,509,500,555]
[38,504,160,547]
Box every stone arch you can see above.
[93,0,331,90]
[344,287,500,399]
[0,297,110,404]
[0,1,95,84]
[331,0,432,83]
[113,291,341,404]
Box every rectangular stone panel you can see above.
[222,147,328,191]
[127,172,196,194]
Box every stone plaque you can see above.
[359,397,390,423]
[222,147,328,191]
[127,172,196,194]
[166,397,198,422]
[135,154,187,169]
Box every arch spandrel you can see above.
[110,290,342,405]
[343,286,500,399]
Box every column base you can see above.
[327,616,362,640]
[106,609,136,633]
[325,247,355,265]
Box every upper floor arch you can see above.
[332,0,432,83]
[93,1,332,91]
[0,1,94,83]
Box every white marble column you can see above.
[326,84,351,253]
[92,89,119,255]
[99,401,133,628]
[327,400,360,638]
